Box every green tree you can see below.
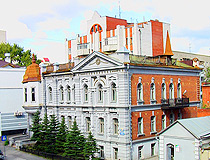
[84,131,99,160]
[56,116,68,154]
[46,114,59,154]
[30,110,42,141]
[63,119,86,159]
[0,42,41,66]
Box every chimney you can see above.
[5,53,11,63]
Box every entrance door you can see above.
[167,144,174,160]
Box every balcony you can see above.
[103,37,117,52]
[77,43,90,56]
[161,98,189,109]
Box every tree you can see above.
[30,110,42,149]
[63,119,86,159]
[56,116,68,154]
[46,114,59,154]
[0,42,41,66]
[83,131,99,160]
[205,67,210,82]
[40,113,50,152]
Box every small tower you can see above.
[22,54,41,137]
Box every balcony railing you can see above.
[161,98,189,109]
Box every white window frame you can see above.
[67,85,71,102]
[86,117,91,132]
[137,83,143,102]
[113,147,118,160]
[48,87,52,102]
[68,116,72,130]
[111,83,117,102]
[99,118,104,134]
[161,83,166,100]
[24,88,27,102]
[98,84,103,103]
[177,83,182,99]
[151,116,156,133]
[60,86,64,102]
[151,143,155,156]
[84,84,88,103]
[99,146,104,159]
[113,118,119,135]
[138,146,143,160]
[31,87,35,102]
[138,117,143,135]
[162,115,166,130]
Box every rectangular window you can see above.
[151,116,156,132]
[151,143,155,156]
[138,117,143,135]
[86,117,91,132]
[138,146,143,160]
[99,146,104,159]
[68,116,72,129]
[99,118,104,134]
[31,87,35,102]
[24,88,27,102]
[114,148,118,160]
[105,38,108,45]
[113,119,119,135]
[162,115,166,130]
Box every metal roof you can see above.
[177,116,210,139]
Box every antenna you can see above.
[189,42,191,53]
[118,0,121,18]
[143,16,145,22]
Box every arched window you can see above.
[99,118,104,134]
[60,86,64,101]
[113,118,119,135]
[98,84,103,103]
[68,116,72,129]
[162,115,166,130]
[111,83,117,102]
[49,87,52,102]
[150,83,156,101]
[161,83,166,100]
[86,117,91,132]
[151,116,156,132]
[84,84,88,102]
[72,84,75,103]
[67,85,71,102]
[169,83,174,99]
[177,83,181,99]
[90,24,103,34]
[137,83,143,102]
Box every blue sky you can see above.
[1,0,210,63]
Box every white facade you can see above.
[0,66,27,135]
[0,30,6,43]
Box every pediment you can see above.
[72,51,123,72]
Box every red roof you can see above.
[0,60,21,68]
[43,58,50,62]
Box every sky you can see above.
[0,0,210,63]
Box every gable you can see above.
[72,52,123,72]
[161,123,195,139]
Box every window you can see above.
[169,113,174,124]
[105,38,108,45]
[111,83,117,102]
[169,83,174,99]
[177,83,181,98]
[151,143,155,156]
[161,83,166,100]
[138,117,143,135]
[151,116,156,132]
[60,86,64,101]
[98,84,103,103]
[99,146,104,159]
[72,85,75,103]
[31,87,35,102]
[67,86,71,102]
[84,84,88,102]
[99,118,104,134]
[162,115,166,130]
[24,88,27,102]
[178,112,182,120]
[114,148,118,160]
[113,118,119,135]
[68,116,72,129]
[137,83,143,102]
[150,83,155,100]
[49,87,52,102]
[86,117,91,132]
[138,146,143,160]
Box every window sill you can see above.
[137,133,145,137]
[98,133,104,136]
[137,101,144,105]
[150,100,157,104]
[150,131,157,134]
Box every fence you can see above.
[20,146,72,160]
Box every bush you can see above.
[4,140,9,146]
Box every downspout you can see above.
[43,75,47,114]
[55,78,59,117]
[127,64,132,160]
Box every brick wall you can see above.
[132,107,198,140]
[198,108,210,117]
[131,74,200,105]
[202,84,210,108]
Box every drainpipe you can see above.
[127,64,132,160]
[43,75,47,114]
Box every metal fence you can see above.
[20,146,72,160]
